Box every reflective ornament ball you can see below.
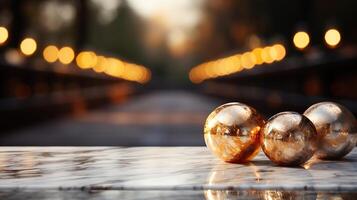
[262,112,318,166]
[304,102,357,160]
[204,102,265,163]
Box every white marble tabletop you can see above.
[0,146,356,193]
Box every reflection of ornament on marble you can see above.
[204,103,265,163]
[262,112,318,166]
[304,102,357,160]
[317,192,356,200]
[263,190,316,200]
[204,189,264,200]
[204,189,317,200]
[207,162,261,187]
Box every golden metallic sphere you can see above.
[204,103,265,163]
[304,102,357,160]
[262,112,317,166]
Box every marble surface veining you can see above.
[0,147,357,191]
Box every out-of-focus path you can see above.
[0,91,222,146]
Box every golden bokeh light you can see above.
[324,29,341,47]
[93,56,107,73]
[270,44,286,61]
[104,58,124,77]
[293,31,310,49]
[0,26,9,44]
[141,69,151,83]
[261,47,274,64]
[223,55,241,75]
[213,61,222,76]
[125,65,142,82]
[43,45,59,63]
[189,43,287,83]
[20,38,37,56]
[213,60,225,76]
[137,66,152,83]
[74,52,153,84]
[210,62,221,77]
[58,47,75,64]
[241,52,256,69]
[42,45,152,84]
[112,61,151,83]
[252,48,263,65]
[189,72,201,83]
[76,51,97,69]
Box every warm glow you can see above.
[20,38,37,56]
[93,56,107,73]
[58,47,75,64]
[0,27,9,44]
[214,61,224,77]
[124,64,141,81]
[189,43,286,83]
[223,56,241,75]
[5,49,24,65]
[189,70,201,83]
[241,52,256,69]
[137,67,151,83]
[43,45,59,63]
[205,62,216,78]
[252,48,263,65]
[104,58,124,77]
[189,55,243,82]
[128,0,203,43]
[261,47,274,63]
[270,44,286,61]
[142,70,151,83]
[75,51,151,84]
[114,61,151,83]
[324,29,341,47]
[293,31,310,49]
[76,51,97,69]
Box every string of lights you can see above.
[189,44,286,83]
[190,28,342,83]
[0,26,151,84]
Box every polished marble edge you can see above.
[0,147,357,192]
[0,185,357,192]
[2,189,354,200]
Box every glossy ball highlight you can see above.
[304,102,357,159]
[262,112,318,166]
[204,103,265,163]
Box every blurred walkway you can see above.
[0,91,221,146]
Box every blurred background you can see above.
[0,0,356,145]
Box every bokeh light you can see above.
[241,52,255,69]
[58,46,75,64]
[76,51,97,69]
[20,38,37,56]
[104,58,124,77]
[73,50,151,84]
[261,47,274,63]
[5,49,24,65]
[93,56,107,73]
[252,48,264,65]
[43,45,59,63]
[189,43,287,83]
[0,26,9,45]
[270,44,286,61]
[324,29,341,47]
[293,31,310,49]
